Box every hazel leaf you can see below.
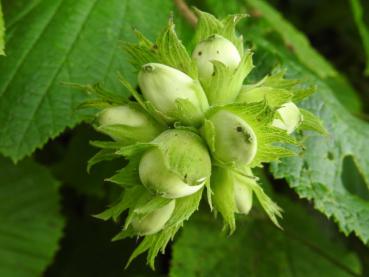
[0,0,172,162]
[244,0,369,243]
[170,196,361,277]
[0,158,64,276]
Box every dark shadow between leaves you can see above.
[342,155,369,201]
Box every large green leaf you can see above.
[229,0,369,243]
[170,194,361,277]
[0,157,64,277]
[271,80,369,242]
[0,0,172,162]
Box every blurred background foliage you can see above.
[1,0,369,276]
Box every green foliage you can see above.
[243,0,363,113]
[0,2,4,55]
[271,82,369,242]
[0,157,64,277]
[0,0,369,275]
[85,9,323,267]
[229,0,369,243]
[171,194,362,277]
[0,0,172,162]
[350,0,369,76]
[246,0,336,79]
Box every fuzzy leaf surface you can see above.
[0,0,172,161]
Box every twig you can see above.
[173,0,198,27]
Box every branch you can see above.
[173,0,198,27]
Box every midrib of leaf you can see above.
[12,0,100,156]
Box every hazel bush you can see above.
[77,10,325,268]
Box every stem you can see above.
[173,0,198,27]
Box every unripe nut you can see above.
[272,102,303,134]
[139,129,211,198]
[138,63,209,125]
[209,110,257,165]
[98,105,148,127]
[192,34,241,80]
[131,200,175,235]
